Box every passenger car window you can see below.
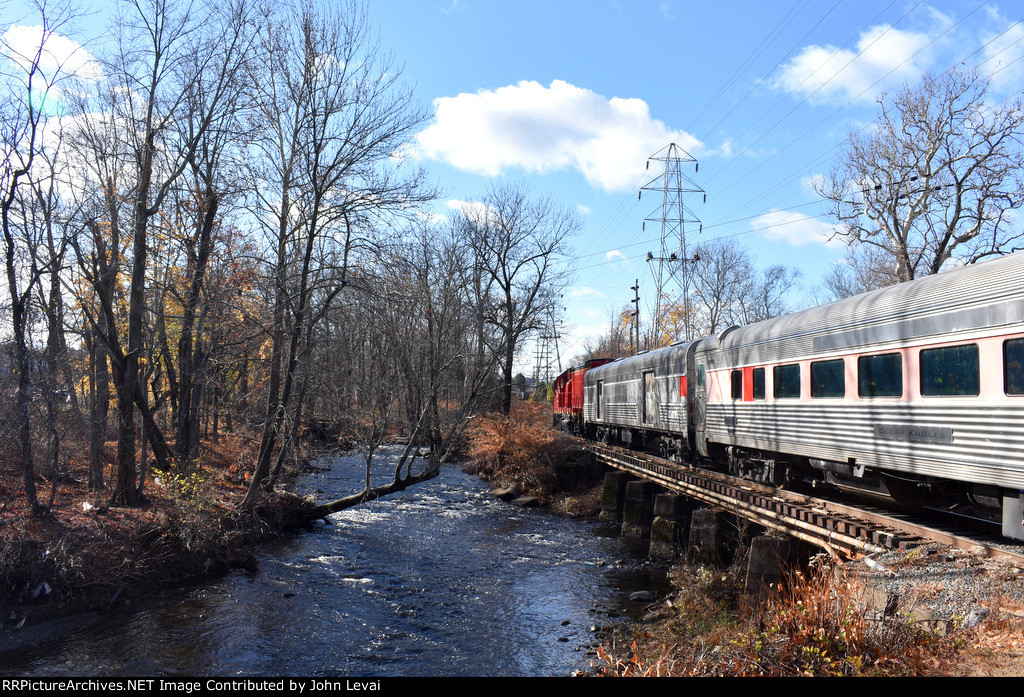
[752,367,765,400]
[858,353,902,398]
[773,364,800,399]
[920,344,979,396]
[1005,338,1024,396]
[730,370,742,400]
[811,359,845,398]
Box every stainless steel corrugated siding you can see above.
[582,342,693,433]
[706,401,1024,490]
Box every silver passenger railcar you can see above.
[583,341,694,461]
[693,251,1024,540]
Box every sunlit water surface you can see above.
[1,449,669,677]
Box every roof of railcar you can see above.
[584,341,695,383]
[698,251,1024,357]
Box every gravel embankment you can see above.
[844,544,1024,629]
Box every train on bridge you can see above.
[553,251,1024,541]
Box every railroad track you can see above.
[586,442,1024,564]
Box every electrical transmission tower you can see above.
[641,143,704,344]
[533,305,562,389]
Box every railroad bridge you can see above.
[578,442,1020,591]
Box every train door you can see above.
[693,357,709,457]
[641,370,657,426]
[595,380,603,420]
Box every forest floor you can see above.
[0,432,312,647]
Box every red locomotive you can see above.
[552,358,611,435]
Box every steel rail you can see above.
[588,443,892,558]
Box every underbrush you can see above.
[464,401,576,498]
[592,557,966,677]
[0,434,278,628]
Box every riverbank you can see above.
[474,406,1024,676]
[587,543,1024,676]
[0,434,310,640]
[8,407,1024,677]
[4,447,662,676]
[464,401,607,517]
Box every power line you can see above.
[569,1,1017,308]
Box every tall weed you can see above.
[593,558,963,677]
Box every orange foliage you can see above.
[464,401,573,497]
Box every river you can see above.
[1,448,670,677]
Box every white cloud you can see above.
[801,172,827,193]
[577,203,592,215]
[570,286,605,298]
[415,208,449,224]
[751,210,841,247]
[446,198,495,224]
[414,79,701,193]
[771,22,944,105]
[2,25,103,84]
[605,249,630,267]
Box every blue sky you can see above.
[5,0,1024,372]
[368,0,1024,368]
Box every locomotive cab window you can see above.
[811,359,845,398]
[1005,338,1024,395]
[697,364,705,388]
[920,343,980,396]
[752,367,765,400]
[773,363,800,399]
[730,370,742,400]
[858,353,903,398]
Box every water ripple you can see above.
[1,448,667,677]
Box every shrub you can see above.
[464,401,573,497]
[592,557,965,677]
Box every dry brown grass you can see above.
[591,558,969,677]
[464,401,575,498]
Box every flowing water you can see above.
[1,448,670,677]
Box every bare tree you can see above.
[301,225,502,519]
[819,243,902,301]
[738,263,802,324]
[689,238,753,335]
[678,238,803,336]
[817,68,1024,282]
[461,182,580,416]
[64,0,259,505]
[241,0,433,511]
[0,0,83,513]
[171,2,258,469]
[572,303,634,364]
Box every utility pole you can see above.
[547,303,563,377]
[641,143,705,343]
[630,279,640,353]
